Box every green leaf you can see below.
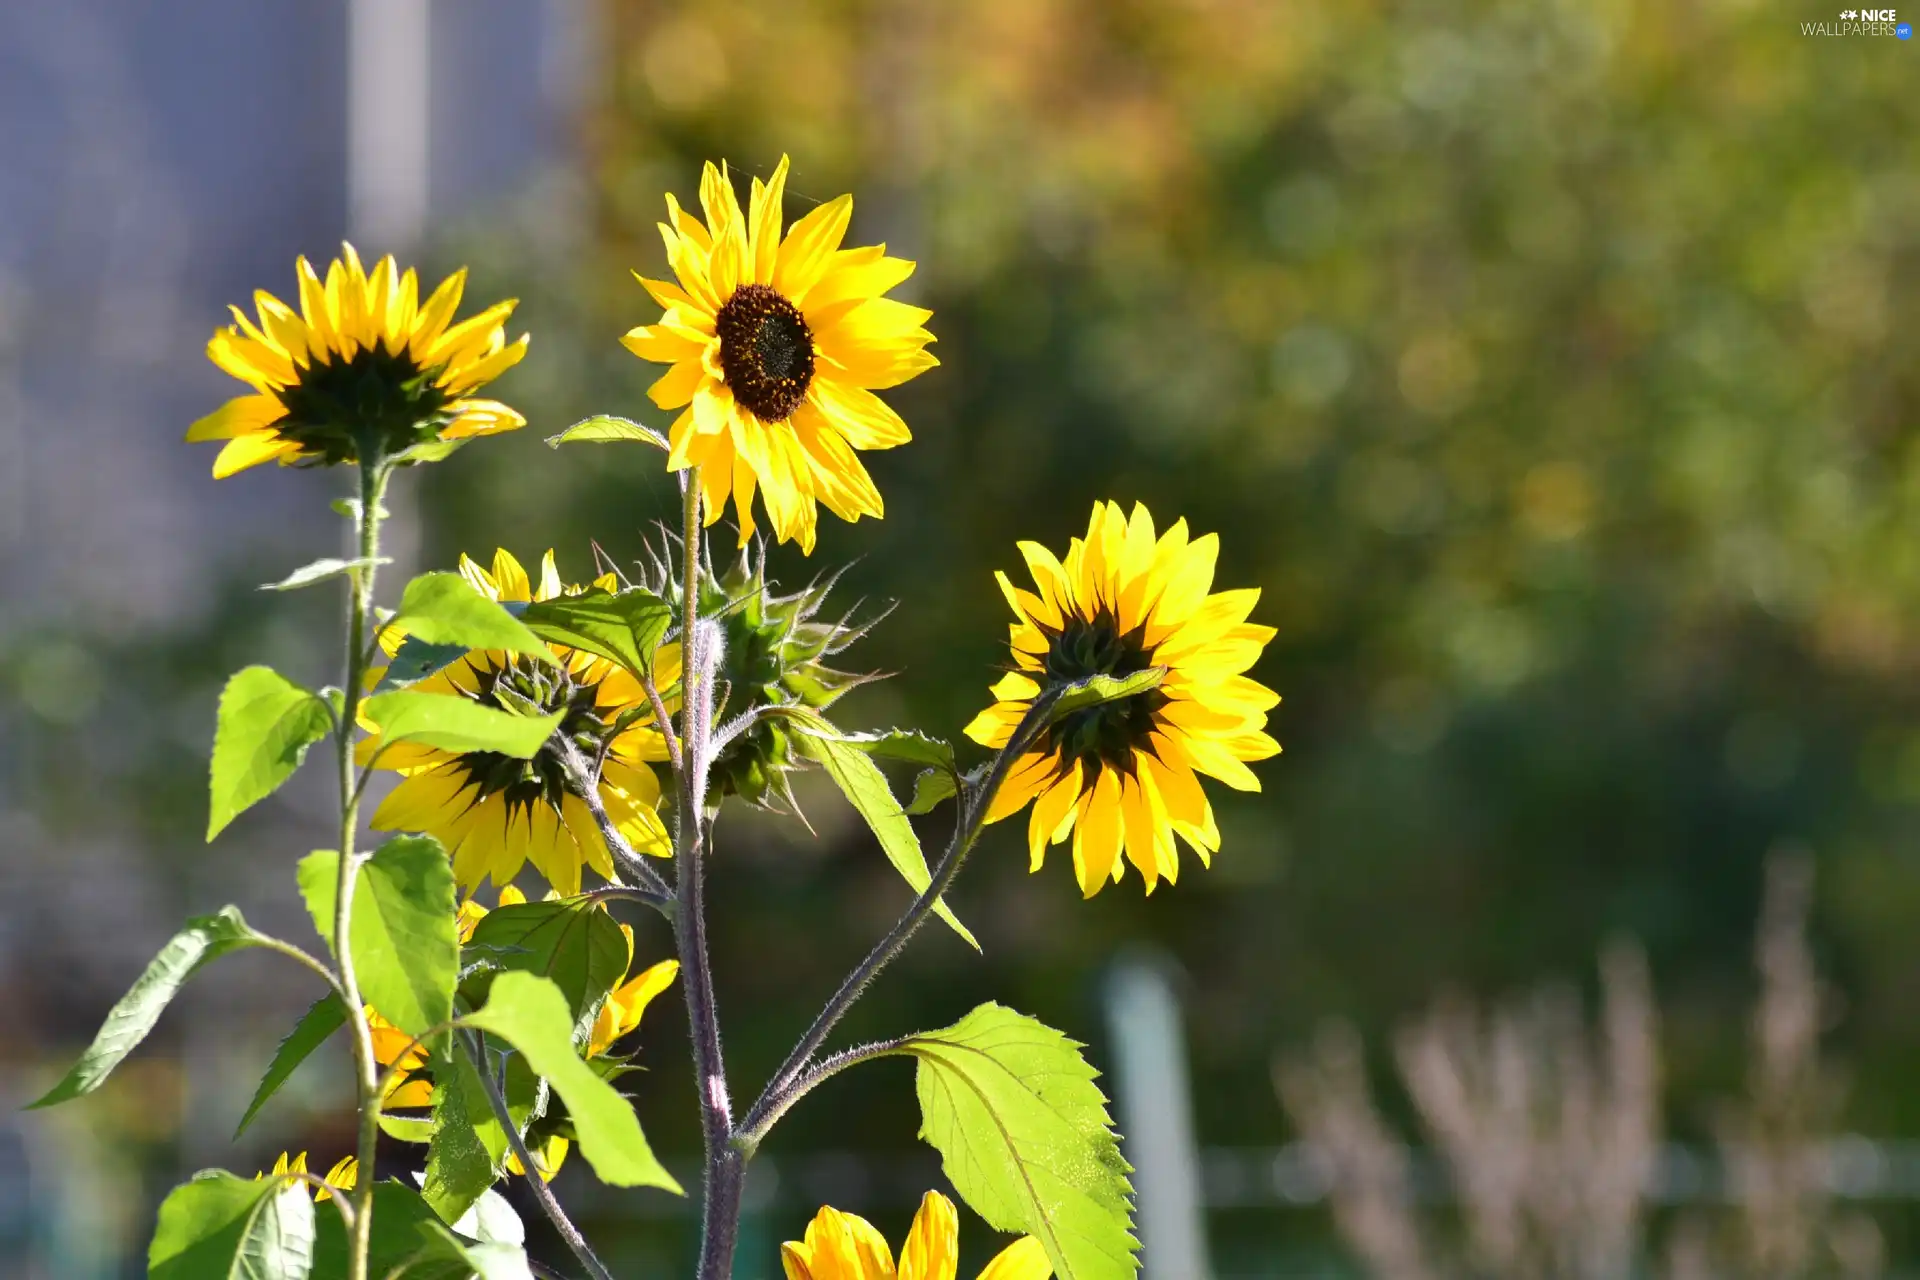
[355,837,460,1036]
[463,973,681,1193]
[1048,668,1167,722]
[906,768,959,816]
[448,1188,523,1247]
[843,728,958,771]
[391,572,554,662]
[546,414,669,450]
[235,994,347,1138]
[462,899,630,1039]
[364,690,563,759]
[31,908,268,1109]
[311,1181,445,1280]
[519,587,673,678]
[792,722,979,952]
[380,1114,435,1143]
[900,1003,1137,1280]
[148,1171,316,1280]
[375,637,472,692]
[423,1044,507,1223]
[259,556,390,592]
[208,666,334,839]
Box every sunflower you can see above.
[362,548,675,898]
[260,1152,358,1203]
[963,501,1281,897]
[187,244,528,477]
[622,156,937,553]
[781,1191,1050,1280]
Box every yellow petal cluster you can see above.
[361,548,674,898]
[965,501,1281,896]
[261,1151,358,1203]
[188,244,527,477]
[781,1191,1050,1280]
[623,156,937,553]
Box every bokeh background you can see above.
[4,0,1920,1276]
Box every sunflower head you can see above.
[622,155,937,553]
[188,244,529,478]
[676,540,885,810]
[965,502,1281,898]
[363,549,673,898]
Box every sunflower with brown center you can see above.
[360,548,674,898]
[187,244,529,476]
[964,501,1281,897]
[622,156,937,553]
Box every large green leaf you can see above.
[363,690,563,759]
[31,908,269,1109]
[298,838,458,1036]
[462,899,630,1039]
[545,414,669,450]
[391,572,553,662]
[463,973,681,1193]
[422,1044,508,1223]
[842,728,958,771]
[519,587,673,678]
[235,994,347,1138]
[148,1171,316,1280]
[900,1003,1137,1280]
[208,666,334,839]
[792,722,978,951]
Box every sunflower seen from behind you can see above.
[360,548,674,898]
[188,245,528,477]
[623,156,937,553]
[781,1191,1050,1280]
[965,501,1281,897]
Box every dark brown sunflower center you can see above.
[1037,609,1166,772]
[715,283,814,421]
[453,654,605,814]
[273,343,453,466]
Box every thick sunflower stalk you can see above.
[34,159,1280,1280]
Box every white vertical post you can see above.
[1106,954,1214,1280]
[346,0,431,576]
[348,0,431,253]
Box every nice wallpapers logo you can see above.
[1804,8,1914,35]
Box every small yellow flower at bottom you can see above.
[261,1152,358,1202]
[780,1191,1051,1280]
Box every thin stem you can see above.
[675,472,740,1280]
[554,737,675,909]
[251,935,350,1002]
[336,461,392,1280]
[463,1031,616,1280]
[739,690,1062,1146]
[740,1039,904,1146]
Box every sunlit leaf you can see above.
[208,666,333,839]
[363,690,563,759]
[390,572,553,662]
[31,908,271,1109]
[899,1003,1137,1280]
[298,837,457,1036]
[546,415,669,450]
[259,557,390,592]
[148,1171,315,1280]
[519,587,673,679]
[463,973,681,1193]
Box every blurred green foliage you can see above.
[198,0,1920,1268]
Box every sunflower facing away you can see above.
[782,1191,1050,1280]
[964,501,1281,897]
[622,156,937,553]
[187,244,528,477]
[361,548,675,897]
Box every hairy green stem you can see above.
[336,459,391,1280]
[673,473,742,1280]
